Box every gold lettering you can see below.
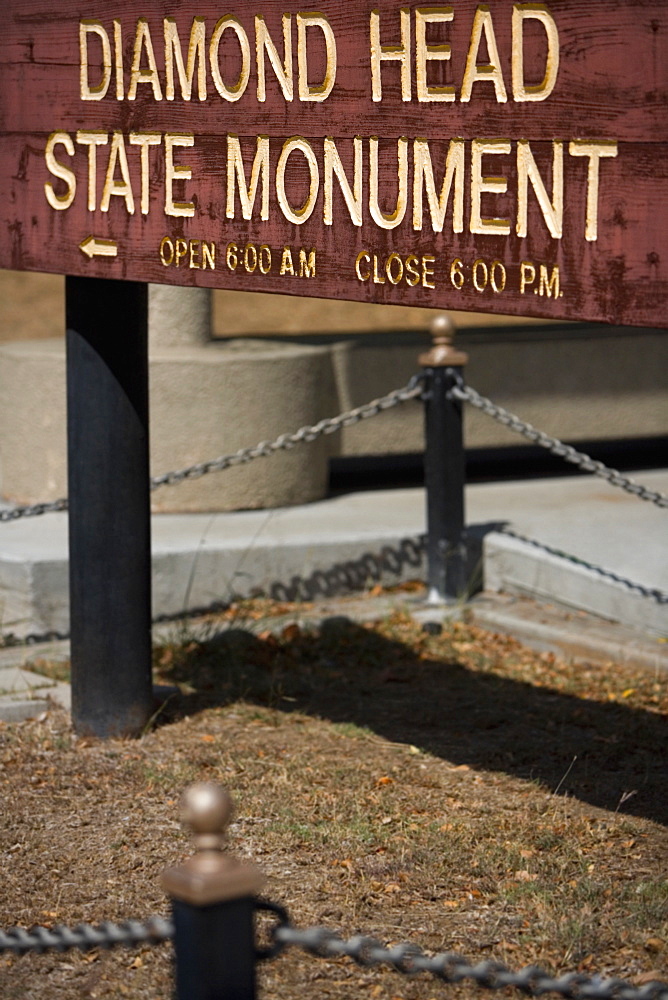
[413,138,464,232]
[100,131,135,214]
[210,16,251,101]
[355,251,371,280]
[369,137,408,230]
[470,138,511,235]
[297,14,337,101]
[422,254,436,288]
[160,236,174,265]
[324,137,363,227]
[164,17,207,101]
[280,246,295,275]
[461,7,508,103]
[276,137,320,224]
[373,255,386,284]
[226,135,270,221]
[202,241,216,269]
[520,260,536,293]
[128,19,163,100]
[189,239,201,268]
[44,132,76,210]
[370,8,411,102]
[113,21,124,100]
[386,252,404,284]
[174,238,188,266]
[405,254,420,286]
[129,132,161,215]
[79,21,111,101]
[568,140,618,241]
[256,14,293,102]
[164,133,195,217]
[76,131,109,211]
[416,7,455,102]
[512,4,560,102]
[299,248,316,277]
[539,263,560,297]
[516,140,563,238]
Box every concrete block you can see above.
[149,285,211,349]
[320,325,668,457]
[149,338,339,511]
[0,337,340,512]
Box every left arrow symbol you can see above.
[79,236,118,259]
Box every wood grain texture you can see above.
[0,0,666,327]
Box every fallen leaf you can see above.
[514,870,539,882]
[634,972,665,985]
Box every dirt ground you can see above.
[0,608,666,1000]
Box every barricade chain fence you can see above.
[0,379,424,523]
[0,917,174,955]
[1,903,667,1000]
[1,376,666,526]
[449,376,668,509]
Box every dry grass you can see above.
[1,606,666,999]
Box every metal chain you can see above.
[272,925,668,1000]
[452,378,668,509]
[0,916,174,955]
[2,907,667,1000]
[1,374,664,520]
[0,498,68,524]
[0,378,423,522]
[149,377,424,489]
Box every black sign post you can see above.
[66,276,153,738]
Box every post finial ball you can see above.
[419,313,468,368]
[430,313,455,344]
[180,783,233,838]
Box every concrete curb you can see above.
[484,531,666,636]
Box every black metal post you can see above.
[420,316,469,603]
[163,785,264,1000]
[66,276,153,738]
[172,897,257,1000]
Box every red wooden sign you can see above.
[0,1,666,327]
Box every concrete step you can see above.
[0,470,665,644]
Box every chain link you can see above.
[1,907,666,1000]
[0,917,174,955]
[273,925,668,1000]
[0,379,424,521]
[0,498,68,524]
[149,377,424,490]
[1,374,664,519]
[452,378,668,509]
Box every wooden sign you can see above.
[0,1,666,327]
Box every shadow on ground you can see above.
[156,617,668,827]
